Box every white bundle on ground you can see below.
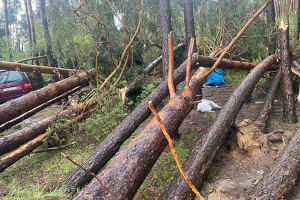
[197,99,222,112]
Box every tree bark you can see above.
[72,57,207,199]
[279,20,297,123]
[144,43,186,73]
[0,103,86,157]
[255,69,282,132]
[59,54,266,194]
[249,129,300,200]
[161,55,278,200]
[15,55,47,63]
[0,70,92,126]
[3,0,9,37]
[266,1,277,55]
[295,0,300,40]
[0,85,85,133]
[159,0,172,80]
[183,0,196,53]
[0,60,77,75]
[24,0,32,48]
[39,0,59,83]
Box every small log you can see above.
[0,60,77,75]
[161,55,278,200]
[0,85,86,133]
[72,36,203,200]
[14,55,47,63]
[59,53,260,193]
[0,132,50,173]
[0,70,93,125]
[0,103,86,157]
[255,69,282,132]
[144,43,185,73]
[32,142,76,154]
[279,20,297,123]
[249,129,300,199]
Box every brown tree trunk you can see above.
[0,60,77,75]
[184,0,196,53]
[0,85,85,133]
[161,55,278,200]
[0,103,86,157]
[249,129,300,200]
[59,55,265,194]
[0,70,92,126]
[24,0,32,48]
[279,19,297,123]
[266,1,277,55]
[15,55,47,63]
[160,0,172,80]
[144,43,186,73]
[255,69,282,132]
[295,0,300,40]
[39,0,59,83]
[72,49,206,199]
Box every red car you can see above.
[0,70,32,104]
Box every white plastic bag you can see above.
[196,99,222,112]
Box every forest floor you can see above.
[1,70,300,199]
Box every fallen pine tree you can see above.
[0,70,94,126]
[15,55,48,63]
[248,128,300,199]
[161,55,278,200]
[0,105,98,173]
[59,53,264,194]
[0,60,77,75]
[0,101,96,157]
[0,85,87,133]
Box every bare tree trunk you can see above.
[249,129,300,199]
[279,19,297,123]
[184,0,196,53]
[266,1,277,55]
[161,55,278,200]
[3,0,9,37]
[295,0,300,40]
[39,0,59,83]
[159,0,172,80]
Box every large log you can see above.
[15,55,47,63]
[144,43,185,73]
[72,37,204,200]
[249,129,300,199]
[0,85,86,133]
[0,70,93,125]
[255,69,282,132]
[0,103,86,157]
[279,20,297,123]
[0,60,77,75]
[0,106,97,173]
[59,54,259,193]
[161,55,278,200]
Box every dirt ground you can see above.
[177,85,300,200]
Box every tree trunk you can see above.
[183,0,196,53]
[0,60,77,75]
[144,43,186,73]
[255,69,282,132]
[295,0,300,40]
[0,103,86,157]
[59,54,265,194]
[159,0,172,80]
[279,20,297,123]
[0,85,85,133]
[15,55,47,63]
[161,55,278,200]
[72,56,207,199]
[24,0,32,48]
[266,1,277,55]
[3,0,10,37]
[0,70,92,126]
[249,129,300,200]
[39,0,59,83]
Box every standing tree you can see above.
[295,0,300,41]
[2,0,9,37]
[183,0,196,53]
[266,1,276,55]
[24,0,32,47]
[39,0,59,83]
[159,0,172,80]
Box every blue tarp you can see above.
[205,68,225,85]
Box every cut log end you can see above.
[279,19,288,30]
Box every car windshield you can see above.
[0,71,25,84]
